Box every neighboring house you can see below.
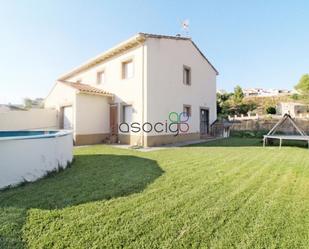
[45,33,218,146]
[276,102,308,117]
[243,88,291,97]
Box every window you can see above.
[122,60,133,79]
[183,65,191,85]
[123,105,132,123]
[76,79,82,83]
[183,105,192,117]
[97,71,105,85]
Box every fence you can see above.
[0,109,59,131]
[228,113,309,121]
[230,117,309,134]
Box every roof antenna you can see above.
[181,19,190,37]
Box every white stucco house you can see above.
[45,33,218,146]
[276,102,308,117]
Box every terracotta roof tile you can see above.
[59,81,113,97]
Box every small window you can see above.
[123,105,132,123]
[122,60,133,79]
[183,105,192,117]
[183,65,191,85]
[76,79,82,83]
[97,71,105,85]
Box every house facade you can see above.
[45,33,218,146]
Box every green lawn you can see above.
[1,138,309,248]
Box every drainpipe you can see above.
[137,37,145,147]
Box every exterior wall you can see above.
[118,132,200,147]
[67,45,145,124]
[0,109,58,131]
[145,38,217,145]
[45,82,77,132]
[74,93,111,145]
[45,82,77,111]
[147,133,200,147]
[45,82,112,145]
[0,131,73,189]
[75,133,109,145]
[66,45,146,145]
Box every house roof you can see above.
[58,33,218,80]
[59,81,113,97]
[139,33,219,75]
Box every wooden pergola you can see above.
[263,114,309,149]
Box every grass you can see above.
[1,138,309,248]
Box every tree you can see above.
[23,98,44,109]
[295,74,309,95]
[233,85,244,104]
[216,92,232,117]
[23,98,33,109]
[216,85,257,117]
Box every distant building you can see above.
[243,88,291,97]
[276,102,308,117]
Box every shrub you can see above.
[266,106,276,114]
[291,93,300,100]
[230,130,268,138]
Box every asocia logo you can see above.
[118,112,190,136]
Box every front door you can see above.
[200,108,209,135]
[110,105,118,135]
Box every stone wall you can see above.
[230,118,309,134]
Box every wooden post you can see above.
[263,137,266,147]
[279,138,282,148]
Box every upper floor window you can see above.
[183,65,191,85]
[97,71,105,85]
[122,59,133,79]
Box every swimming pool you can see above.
[0,130,73,189]
[0,130,57,137]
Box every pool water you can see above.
[0,131,57,138]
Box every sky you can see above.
[0,0,309,104]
